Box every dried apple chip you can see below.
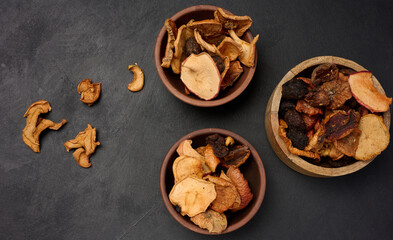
[172,155,204,183]
[348,71,392,112]
[354,114,390,161]
[219,171,241,209]
[214,8,252,37]
[190,209,227,234]
[226,166,253,212]
[334,128,361,157]
[176,140,204,162]
[205,175,238,213]
[169,177,216,217]
[221,61,243,90]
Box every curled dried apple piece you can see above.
[348,71,392,112]
[354,114,390,161]
[169,177,216,217]
[180,52,222,100]
[203,144,220,172]
[177,140,204,162]
[318,143,344,160]
[171,25,194,74]
[279,119,321,160]
[128,64,144,92]
[194,29,222,56]
[190,209,227,234]
[187,19,222,37]
[64,124,100,168]
[221,61,243,90]
[161,19,178,68]
[22,100,67,153]
[77,79,101,106]
[228,30,259,68]
[214,8,252,37]
[226,166,253,212]
[217,37,243,61]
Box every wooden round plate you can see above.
[265,56,391,177]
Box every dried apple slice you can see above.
[186,19,222,37]
[172,155,204,183]
[354,114,390,161]
[214,8,252,37]
[348,71,392,112]
[205,175,238,213]
[190,209,227,234]
[169,177,216,217]
[180,52,222,100]
[217,37,243,61]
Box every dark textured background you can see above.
[1,0,392,239]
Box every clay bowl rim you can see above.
[159,128,266,235]
[154,5,257,107]
[265,56,391,177]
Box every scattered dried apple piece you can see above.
[169,177,216,217]
[180,52,222,100]
[214,8,252,37]
[354,114,390,161]
[22,100,67,153]
[228,30,259,68]
[348,71,392,112]
[77,79,101,106]
[190,209,227,234]
[128,64,144,92]
[64,124,100,168]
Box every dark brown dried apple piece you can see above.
[311,63,338,86]
[221,145,250,168]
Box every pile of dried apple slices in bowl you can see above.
[266,56,391,177]
[160,129,266,234]
[154,5,259,107]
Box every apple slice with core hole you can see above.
[180,53,222,100]
[348,71,392,112]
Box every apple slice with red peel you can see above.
[348,71,392,112]
[180,52,222,100]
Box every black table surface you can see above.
[1,0,392,239]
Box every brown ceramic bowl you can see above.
[154,5,257,107]
[265,56,391,177]
[160,128,266,234]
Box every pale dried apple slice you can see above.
[217,37,243,61]
[348,71,392,112]
[176,140,204,162]
[186,19,222,37]
[180,52,222,100]
[169,177,216,217]
[354,114,390,161]
[172,155,204,183]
